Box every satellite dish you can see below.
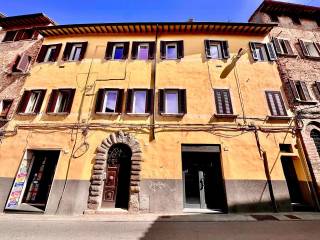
[220,48,247,79]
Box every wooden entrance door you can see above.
[102,166,119,208]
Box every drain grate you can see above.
[251,215,279,221]
[284,214,301,220]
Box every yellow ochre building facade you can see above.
[0,22,317,214]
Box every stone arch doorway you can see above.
[87,131,142,212]
[311,129,320,157]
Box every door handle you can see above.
[199,178,204,190]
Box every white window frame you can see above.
[68,43,83,61]
[101,90,118,113]
[166,43,178,60]
[137,43,149,60]
[209,43,223,59]
[112,43,125,60]
[43,45,57,62]
[54,91,69,113]
[25,91,41,114]
[132,90,147,114]
[164,90,179,114]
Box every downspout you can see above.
[150,24,158,141]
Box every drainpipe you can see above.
[150,24,158,141]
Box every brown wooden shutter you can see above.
[52,43,62,61]
[16,54,31,72]
[131,42,139,59]
[315,42,320,55]
[283,40,294,55]
[160,41,166,59]
[266,92,277,116]
[266,43,277,61]
[14,30,24,41]
[204,40,211,59]
[62,43,73,61]
[145,89,153,114]
[177,40,184,59]
[123,42,130,59]
[249,42,259,61]
[0,100,13,118]
[46,90,59,113]
[95,89,105,113]
[105,42,114,60]
[222,90,233,114]
[221,41,230,59]
[126,89,133,113]
[78,42,88,61]
[32,31,39,40]
[2,31,17,42]
[36,45,48,63]
[158,89,165,114]
[34,90,47,113]
[299,39,309,57]
[65,89,75,113]
[148,42,156,60]
[299,81,312,101]
[17,91,31,113]
[214,89,223,114]
[289,80,299,100]
[272,37,282,54]
[178,89,187,114]
[116,89,124,113]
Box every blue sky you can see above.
[1,0,319,24]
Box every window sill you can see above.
[277,54,298,58]
[126,113,150,116]
[46,112,69,116]
[214,114,238,119]
[295,100,318,105]
[267,115,292,120]
[17,112,37,116]
[305,56,320,61]
[63,60,82,63]
[95,112,119,116]
[9,72,30,76]
[160,113,185,117]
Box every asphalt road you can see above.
[0,219,319,240]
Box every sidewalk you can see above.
[1,212,320,222]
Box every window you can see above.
[159,89,186,115]
[46,89,75,114]
[62,42,88,61]
[105,42,129,60]
[137,44,149,60]
[2,30,37,42]
[269,14,279,23]
[272,38,294,56]
[17,90,46,114]
[279,144,293,153]
[205,40,230,59]
[131,42,155,60]
[0,100,13,118]
[265,91,287,116]
[317,18,320,28]
[126,89,153,114]
[160,41,184,60]
[37,44,62,63]
[2,31,17,42]
[214,89,233,115]
[250,42,277,61]
[291,16,301,25]
[12,54,32,73]
[299,40,320,58]
[289,80,312,102]
[95,89,123,114]
[311,129,320,157]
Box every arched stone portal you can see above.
[87,131,142,212]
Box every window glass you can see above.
[209,44,221,59]
[166,44,177,59]
[133,91,146,113]
[255,45,268,61]
[165,91,179,114]
[25,92,40,113]
[43,46,57,62]
[0,100,3,113]
[138,44,149,60]
[305,42,320,57]
[103,91,118,112]
[69,44,82,61]
[113,45,124,60]
[55,91,69,113]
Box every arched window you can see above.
[310,129,320,157]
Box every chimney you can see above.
[187,18,195,22]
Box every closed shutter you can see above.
[272,37,282,54]
[34,90,47,113]
[214,89,233,114]
[17,91,31,113]
[178,89,187,114]
[266,43,277,61]
[249,42,259,61]
[126,89,133,113]
[36,45,48,63]
[95,89,105,113]
[145,89,153,114]
[148,42,156,60]
[62,43,73,61]
[266,91,287,116]
[65,89,76,113]
[223,90,233,114]
[299,81,312,101]
[52,43,62,61]
[299,39,309,57]
[289,80,299,100]
[131,42,139,59]
[16,54,31,72]
[105,42,114,60]
[123,42,130,59]
[204,40,211,59]
[46,90,59,113]
[274,92,287,116]
[177,40,184,59]
[79,42,88,61]
[221,41,230,59]
[283,40,294,55]
[116,89,124,113]
[158,89,165,114]
[266,92,278,116]
[160,41,166,59]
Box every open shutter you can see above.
[160,41,166,59]
[283,40,294,55]
[158,89,165,114]
[46,90,59,113]
[105,42,114,60]
[177,40,184,59]
[0,100,13,118]
[62,43,73,61]
[36,45,48,63]
[14,31,24,41]
[299,81,312,101]
[95,89,105,113]
[178,89,187,114]
[52,43,62,61]
[17,91,31,113]
[221,41,230,59]
[123,42,130,59]
[145,89,153,114]
[131,42,139,59]
[315,42,320,55]
[289,80,299,100]
[266,43,277,61]
[116,89,124,113]
[65,89,75,113]
[299,39,309,57]
[316,81,320,95]
[126,89,133,113]
[16,54,31,72]
[148,42,156,60]
[266,92,277,116]
[204,40,211,59]
[78,42,88,61]
[34,90,46,113]
[249,42,259,61]
[214,90,223,114]
[272,37,282,54]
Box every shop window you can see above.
[126,89,153,114]
[131,41,155,60]
[159,89,186,115]
[0,99,13,118]
[62,42,88,61]
[17,90,46,114]
[214,89,233,115]
[37,44,62,63]
[250,42,277,62]
[46,89,75,114]
[105,42,130,60]
[265,91,287,116]
[95,88,124,114]
[160,40,184,60]
[204,40,230,59]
